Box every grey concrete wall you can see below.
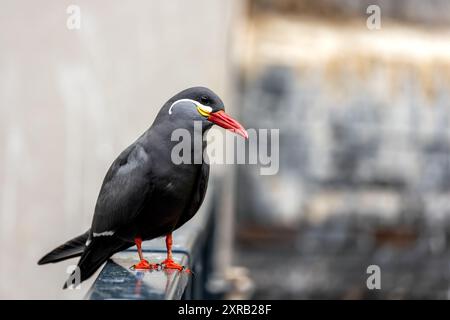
[0,0,240,299]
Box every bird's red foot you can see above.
[160,258,191,273]
[131,259,158,270]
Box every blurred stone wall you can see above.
[237,6,450,230]
[0,0,241,299]
[235,2,450,299]
[248,0,450,26]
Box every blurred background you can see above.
[1,0,450,299]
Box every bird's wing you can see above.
[91,142,153,236]
[193,163,210,213]
[176,163,210,228]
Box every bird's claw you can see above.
[130,259,191,273]
[160,259,192,273]
[130,259,158,270]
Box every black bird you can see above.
[38,87,247,287]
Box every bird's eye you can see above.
[200,95,209,104]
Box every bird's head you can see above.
[166,87,248,139]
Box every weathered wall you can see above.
[0,0,240,299]
[248,0,450,26]
[235,8,450,299]
[238,13,450,227]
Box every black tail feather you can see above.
[38,230,90,265]
[63,236,126,289]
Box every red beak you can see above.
[208,110,248,139]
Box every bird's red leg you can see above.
[131,237,157,270]
[161,233,190,273]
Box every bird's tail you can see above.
[38,230,90,265]
[63,236,126,289]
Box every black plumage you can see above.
[38,87,247,287]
